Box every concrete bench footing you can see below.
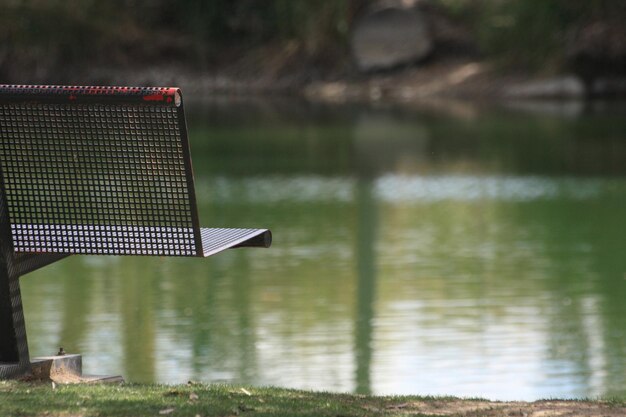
[30,354,124,384]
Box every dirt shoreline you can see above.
[304,60,517,103]
[72,58,608,105]
[389,399,626,416]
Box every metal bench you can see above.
[0,85,272,379]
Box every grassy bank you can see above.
[1,381,626,417]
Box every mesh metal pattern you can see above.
[0,86,199,256]
[0,188,30,370]
[0,84,272,378]
[0,85,179,103]
[200,228,272,257]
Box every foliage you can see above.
[0,0,354,79]
[439,0,626,72]
[1,0,625,80]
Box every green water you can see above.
[21,99,626,400]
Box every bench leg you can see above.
[0,183,30,378]
[0,258,30,378]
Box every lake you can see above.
[21,98,626,401]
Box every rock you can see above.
[351,0,433,72]
[504,76,585,99]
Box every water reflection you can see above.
[19,99,626,400]
[197,175,620,204]
[354,178,378,395]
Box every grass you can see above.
[1,380,625,417]
[0,380,461,417]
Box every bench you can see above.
[0,85,272,379]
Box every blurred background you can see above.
[2,0,626,97]
[4,0,626,401]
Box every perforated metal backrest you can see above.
[0,85,203,256]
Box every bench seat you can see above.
[0,84,272,376]
[10,224,270,257]
[200,227,271,257]
[0,85,272,260]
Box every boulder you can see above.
[351,0,433,72]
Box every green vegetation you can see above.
[2,0,625,83]
[443,0,626,72]
[0,380,461,417]
[2,381,625,417]
[0,0,354,81]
